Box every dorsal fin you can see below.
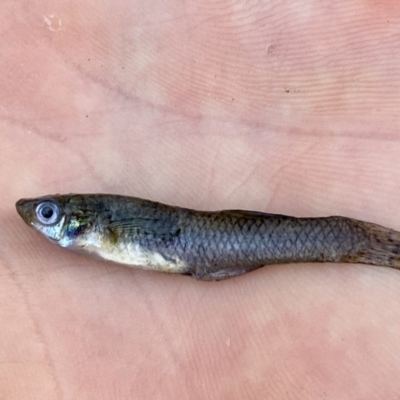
[220,209,291,219]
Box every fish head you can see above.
[16,194,99,248]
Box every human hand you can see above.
[2,1,400,398]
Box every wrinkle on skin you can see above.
[0,241,64,399]
[2,0,400,399]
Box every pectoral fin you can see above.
[107,217,181,240]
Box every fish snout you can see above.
[15,198,35,226]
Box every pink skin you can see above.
[2,0,400,398]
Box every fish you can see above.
[15,193,400,280]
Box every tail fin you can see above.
[341,220,400,270]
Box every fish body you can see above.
[16,194,400,280]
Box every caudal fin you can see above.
[341,220,400,270]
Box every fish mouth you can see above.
[15,198,34,226]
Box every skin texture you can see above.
[1,0,400,399]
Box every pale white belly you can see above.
[67,234,187,274]
[97,242,188,273]
[63,231,188,274]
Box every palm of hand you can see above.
[2,1,400,398]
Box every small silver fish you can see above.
[16,193,400,280]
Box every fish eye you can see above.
[35,201,61,225]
